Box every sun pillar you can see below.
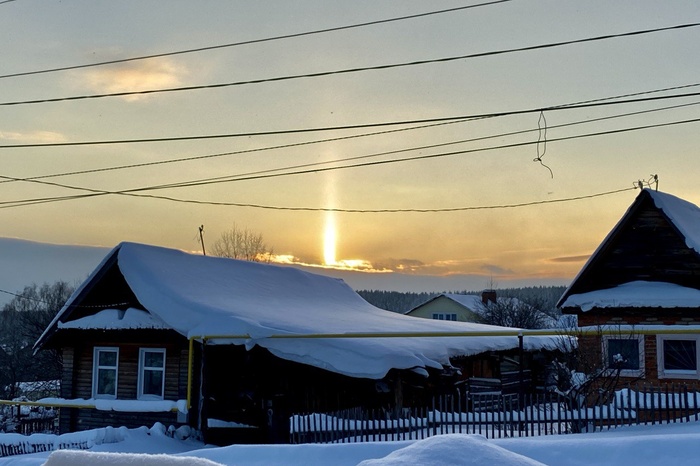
[323,212,337,266]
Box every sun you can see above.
[323,214,337,266]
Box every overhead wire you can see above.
[1,115,697,211]
[2,22,700,107]
[0,288,130,309]
[2,84,700,149]
[3,97,699,190]
[0,1,515,80]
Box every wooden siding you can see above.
[65,408,178,432]
[59,329,190,434]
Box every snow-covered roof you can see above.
[59,308,170,330]
[406,293,494,315]
[442,293,485,310]
[647,189,700,254]
[560,281,700,312]
[558,189,700,308]
[42,242,560,379]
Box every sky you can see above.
[4,419,700,465]
[2,0,700,292]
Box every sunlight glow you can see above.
[323,213,337,266]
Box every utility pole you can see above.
[199,225,206,256]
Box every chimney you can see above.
[481,289,497,304]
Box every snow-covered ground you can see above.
[0,420,698,465]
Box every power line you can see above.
[2,22,699,107]
[0,1,515,80]
[121,116,700,194]
[1,116,697,211]
[0,288,129,309]
[4,97,698,190]
[3,85,700,149]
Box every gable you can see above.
[35,245,153,351]
[559,189,700,309]
[406,295,483,321]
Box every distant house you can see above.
[35,242,559,444]
[405,291,496,322]
[558,189,700,383]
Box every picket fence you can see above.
[290,383,700,444]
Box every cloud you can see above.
[81,59,186,101]
[0,130,66,143]
[372,258,425,273]
[548,254,591,263]
[480,264,516,275]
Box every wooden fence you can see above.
[290,383,700,444]
[0,438,89,457]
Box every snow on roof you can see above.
[560,281,700,312]
[59,308,170,330]
[558,189,700,308]
[442,293,485,310]
[646,189,700,254]
[49,242,559,379]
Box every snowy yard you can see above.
[0,420,698,465]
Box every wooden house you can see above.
[35,242,559,444]
[558,188,700,383]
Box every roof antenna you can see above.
[198,225,206,256]
[635,174,659,191]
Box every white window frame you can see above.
[657,334,700,379]
[431,313,457,321]
[602,335,644,378]
[92,347,119,399]
[138,348,166,400]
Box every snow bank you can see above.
[43,450,225,466]
[356,434,546,466]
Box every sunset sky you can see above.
[1,0,700,292]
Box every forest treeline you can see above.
[357,285,568,314]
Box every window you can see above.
[432,313,457,321]
[138,348,166,400]
[93,347,118,399]
[602,335,644,377]
[658,335,699,378]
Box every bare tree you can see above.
[477,296,552,329]
[210,224,274,262]
[0,282,73,399]
[549,325,645,432]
